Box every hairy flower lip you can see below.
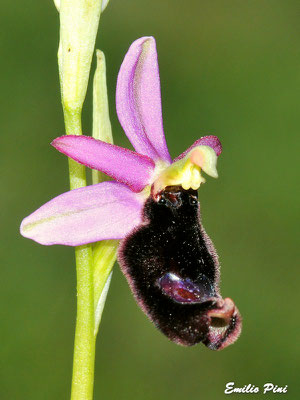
[117,185,242,349]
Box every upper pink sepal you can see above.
[20,182,144,246]
[52,135,155,192]
[116,37,171,164]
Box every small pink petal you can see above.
[52,135,155,193]
[116,37,172,164]
[20,182,144,246]
[173,135,222,163]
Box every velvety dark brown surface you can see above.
[119,187,240,347]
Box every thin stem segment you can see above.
[71,244,95,400]
[63,109,96,400]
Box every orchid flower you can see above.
[20,37,241,349]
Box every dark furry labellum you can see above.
[118,186,241,349]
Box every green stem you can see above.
[63,109,95,400]
[71,244,95,400]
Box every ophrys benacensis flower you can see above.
[21,37,242,349]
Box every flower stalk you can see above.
[55,1,111,399]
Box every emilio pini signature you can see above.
[224,382,288,395]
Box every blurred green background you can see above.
[1,0,299,399]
